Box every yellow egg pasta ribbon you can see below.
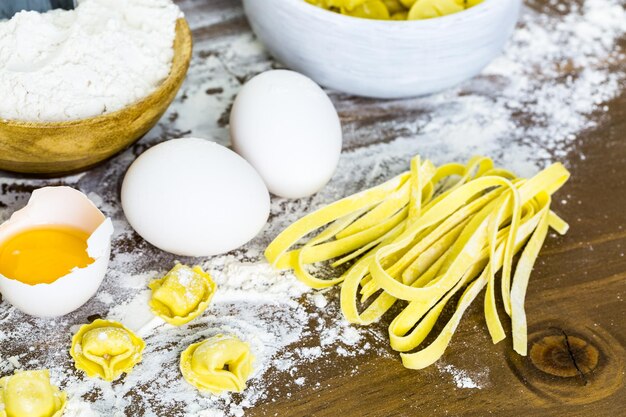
[265,155,569,369]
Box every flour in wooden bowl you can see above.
[0,0,181,122]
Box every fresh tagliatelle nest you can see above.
[266,155,570,369]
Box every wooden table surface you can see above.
[1,0,625,416]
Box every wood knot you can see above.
[505,321,625,405]
[529,333,599,381]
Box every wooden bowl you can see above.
[0,18,193,175]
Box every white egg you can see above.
[0,187,114,318]
[230,70,342,199]
[121,138,270,257]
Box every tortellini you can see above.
[305,0,483,20]
[180,335,254,395]
[149,264,217,326]
[0,370,66,417]
[70,319,145,381]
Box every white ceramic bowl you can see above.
[243,0,521,98]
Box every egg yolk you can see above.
[0,226,94,285]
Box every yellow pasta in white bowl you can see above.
[149,264,217,326]
[180,334,254,395]
[70,319,145,382]
[243,0,521,98]
[0,369,66,417]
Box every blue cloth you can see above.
[1,0,75,19]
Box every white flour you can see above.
[0,0,625,415]
[0,0,181,122]
[436,363,486,389]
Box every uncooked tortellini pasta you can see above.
[149,264,217,325]
[0,369,66,417]
[305,0,483,20]
[180,335,254,394]
[70,319,145,381]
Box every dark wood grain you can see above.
[0,0,624,416]
[248,91,626,417]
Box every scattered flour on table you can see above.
[0,0,625,415]
[436,363,487,389]
[0,0,181,122]
[27,255,373,417]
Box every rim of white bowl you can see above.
[287,0,497,26]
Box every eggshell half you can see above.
[0,187,114,318]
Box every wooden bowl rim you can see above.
[0,17,192,129]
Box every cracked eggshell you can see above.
[0,187,114,318]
